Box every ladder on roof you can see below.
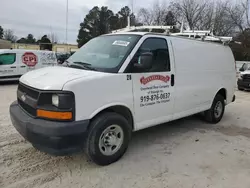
[111,25,233,44]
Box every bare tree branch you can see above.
[3,29,17,42]
[137,1,168,25]
[170,0,209,30]
[48,33,59,44]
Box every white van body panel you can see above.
[63,74,134,122]
[0,49,58,81]
[169,37,236,120]
[17,33,236,132]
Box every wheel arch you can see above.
[215,88,227,102]
[89,103,135,131]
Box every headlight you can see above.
[37,92,75,121]
[52,94,59,107]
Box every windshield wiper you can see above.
[68,61,97,71]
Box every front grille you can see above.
[17,83,39,117]
[18,99,36,116]
[243,74,250,81]
[18,83,39,99]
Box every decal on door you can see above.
[140,75,170,85]
[139,75,171,107]
[22,52,38,67]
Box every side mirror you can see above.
[239,67,245,72]
[134,52,153,70]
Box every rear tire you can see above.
[85,112,132,166]
[204,94,225,124]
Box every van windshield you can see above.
[67,34,141,73]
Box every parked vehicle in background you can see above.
[238,63,250,90]
[10,32,236,166]
[56,52,71,65]
[0,49,58,81]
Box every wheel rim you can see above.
[214,101,223,118]
[98,125,124,156]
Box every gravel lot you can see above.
[1,83,250,188]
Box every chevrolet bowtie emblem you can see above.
[21,94,26,102]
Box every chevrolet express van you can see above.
[0,49,57,81]
[10,33,236,165]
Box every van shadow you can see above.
[128,115,210,153]
[0,80,19,85]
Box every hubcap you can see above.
[99,125,124,156]
[214,101,223,118]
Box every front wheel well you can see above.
[90,106,134,131]
[217,88,227,100]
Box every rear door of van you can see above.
[126,35,176,130]
[0,52,19,79]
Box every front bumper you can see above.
[9,101,89,156]
[237,79,250,90]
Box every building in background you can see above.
[11,43,78,53]
[0,39,12,49]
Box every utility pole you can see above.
[131,0,134,14]
[66,0,69,52]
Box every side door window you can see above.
[128,38,170,73]
[0,53,16,65]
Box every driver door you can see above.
[126,36,175,130]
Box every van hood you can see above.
[241,70,250,75]
[19,66,106,90]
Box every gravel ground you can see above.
[1,83,250,188]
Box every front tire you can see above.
[85,112,132,166]
[204,94,225,124]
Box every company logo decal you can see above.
[140,75,170,85]
[22,52,38,67]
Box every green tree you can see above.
[26,34,36,44]
[16,37,27,43]
[230,29,250,61]
[0,26,3,39]
[17,34,36,44]
[77,6,114,47]
[37,35,52,50]
[117,6,136,28]
[118,6,131,28]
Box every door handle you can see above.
[171,74,175,86]
[21,66,26,68]
[10,66,16,68]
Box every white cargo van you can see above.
[0,49,57,81]
[9,33,236,165]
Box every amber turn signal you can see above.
[37,109,72,120]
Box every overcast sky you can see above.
[0,0,154,44]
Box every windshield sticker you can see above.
[112,40,130,47]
